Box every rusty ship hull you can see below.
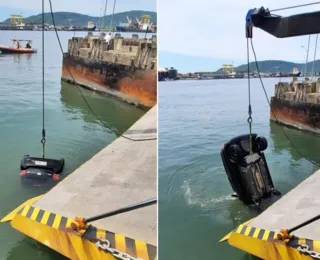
[62,55,157,108]
[270,79,320,134]
[61,33,157,109]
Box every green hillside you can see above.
[3,10,157,27]
[216,60,320,73]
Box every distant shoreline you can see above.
[159,76,303,82]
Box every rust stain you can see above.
[270,96,320,132]
[118,71,157,107]
[62,65,105,86]
[270,106,308,125]
[271,99,310,126]
[61,56,157,108]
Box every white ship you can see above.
[16,23,25,30]
[292,67,301,76]
[87,21,96,31]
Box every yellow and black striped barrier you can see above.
[234,224,278,241]
[222,223,320,260]
[4,204,156,260]
[234,224,320,251]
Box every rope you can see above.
[250,38,320,168]
[102,0,108,30]
[270,1,320,12]
[108,0,116,35]
[305,35,311,77]
[41,0,46,158]
[48,0,156,142]
[312,34,318,79]
[247,38,253,154]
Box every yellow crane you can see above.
[10,14,23,25]
[140,14,151,24]
[222,64,234,74]
[135,14,151,30]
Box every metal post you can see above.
[288,213,320,234]
[108,0,117,35]
[144,26,149,38]
[312,34,318,79]
[305,34,311,77]
[85,198,157,223]
[301,45,307,77]
[102,0,108,31]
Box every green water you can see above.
[158,78,320,259]
[0,31,145,259]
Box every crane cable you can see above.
[270,1,320,12]
[247,38,253,154]
[108,0,116,35]
[249,38,320,168]
[102,0,108,30]
[48,0,156,142]
[41,0,46,158]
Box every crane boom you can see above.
[246,7,320,38]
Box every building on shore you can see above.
[158,67,179,81]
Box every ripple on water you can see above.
[159,79,320,260]
[0,31,145,260]
[165,154,235,214]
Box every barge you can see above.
[270,78,320,134]
[62,32,157,108]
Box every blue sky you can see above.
[158,0,320,72]
[0,0,156,21]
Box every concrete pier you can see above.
[34,105,157,245]
[1,106,157,260]
[224,169,320,259]
[249,169,320,241]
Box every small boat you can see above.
[0,39,36,54]
[0,46,36,54]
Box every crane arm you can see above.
[246,7,320,38]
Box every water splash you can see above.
[181,179,236,209]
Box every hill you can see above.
[216,60,320,73]
[2,10,157,27]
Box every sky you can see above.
[158,0,320,72]
[0,0,156,21]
